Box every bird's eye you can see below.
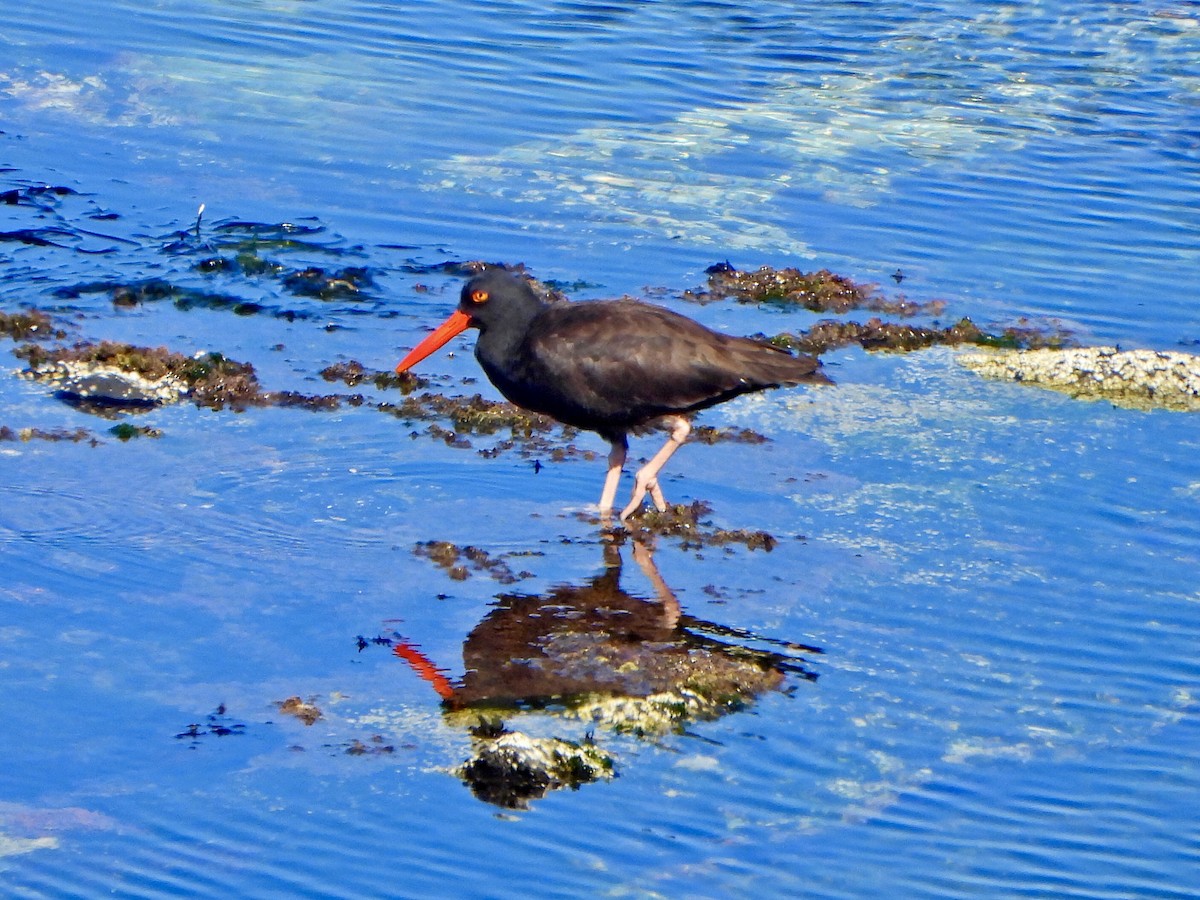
[471,290,490,304]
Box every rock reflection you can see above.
[394,537,821,809]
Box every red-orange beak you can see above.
[395,309,473,373]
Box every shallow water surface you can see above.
[2,2,1199,897]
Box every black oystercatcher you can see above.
[396,269,828,520]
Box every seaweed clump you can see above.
[174,705,247,745]
[772,316,1074,355]
[694,263,877,312]
[343,736,396,756]
[55,278,301,320]
[0,309,63,341]
[691,262,944,316]
[382,392,558,436]
[689,424,770,445]
[774,317,987,355]
[0,425,95,444]
[687,263,1072,353]
[320,359,424,392]
[413,541,537,584]
[282,266,373,299]
[617,500,781,552]
[379,391,594,460]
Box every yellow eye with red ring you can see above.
[470,290,490,304]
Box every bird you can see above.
[395,268,829,521]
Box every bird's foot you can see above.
[618,416,688,521]
[618,474,668,522]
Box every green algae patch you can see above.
[108,423,163,441]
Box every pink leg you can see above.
[598,439,626,515]
[619,416,691,521]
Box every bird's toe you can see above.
[647,479,668,512]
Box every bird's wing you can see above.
[525,300,815,423]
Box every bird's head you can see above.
[395,269,543,374]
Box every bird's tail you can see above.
[750,342,832,386]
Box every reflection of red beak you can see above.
[395,309,473,373]
[393,640,456,701]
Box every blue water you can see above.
[3,2,1199,897]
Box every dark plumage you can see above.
[396,269,828,519]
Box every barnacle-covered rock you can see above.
[22,359,189,407]
[959,347,1200,411]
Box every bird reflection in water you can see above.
[394,536,822,809]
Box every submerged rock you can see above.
[958,346,1200,411]
[22,359,189,407]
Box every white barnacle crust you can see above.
[20,360,190,405]
[958,347,1200,412]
